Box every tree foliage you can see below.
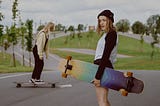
[10,0,19,67]
[12,0,18,22]
[77,24,84,32]
[55,23,65,31]
[0,0,4,47]
[68,25,75,39]
[132,21,145,34]
[116,19,130,32]
[146,14,160,59]
[147,14,160,34]
[25,19,33,52]
[25,19,33,67]
[77,24,84,39]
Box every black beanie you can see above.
[97,10,114,23]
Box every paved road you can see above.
[0,69,160,106]
[0,32,160,106]
[57,48,132,58]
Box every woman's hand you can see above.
[39,56,43,60]
[92,78,101,87]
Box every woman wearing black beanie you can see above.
[93,9,118,106]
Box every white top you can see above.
[94,33,118,64]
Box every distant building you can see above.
[88,26,95,31]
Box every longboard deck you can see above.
[58,57,144,96]
[101,68,144,94]
[14,81,57,88]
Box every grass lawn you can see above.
[0,31,159,73]
[0,53,32,73]
[49,32,160,70]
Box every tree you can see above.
[68,25,75,39]
[132,21,145,34]
[147,14,160,59]
[0,25,4,47]
[0,0,4,21]
[0,0,4,53]
[3,26,10,57]
[77,24,84,32]
[77,24,84,46]
[18,11,27,66]
[87,30,94,48]
[132,21,146,52]
[0,25,4,54]
[64,26,68,44]
[11,0,19,67]
[55,23,64,31]
[77,24,83,38]
[5,26,11,44]
[25,19,33,67]
[147,14,160,34]
[116,19,130,32]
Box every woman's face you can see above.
[98,16,109,31]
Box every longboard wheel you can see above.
[120,89,128,96]
[16,83,21,88]
[62,72,68,78]
[127,72,133,77]
[66,56,72,60]
[124,72,133,77]
[51,84,56,88]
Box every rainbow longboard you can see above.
[58,56,144,96]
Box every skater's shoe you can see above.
[35,79,44,82]
[34,79,45,84]
[29,79,36,83]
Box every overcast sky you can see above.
[1,0,160,28]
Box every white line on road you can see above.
[0,73,31,80]
[57,84,72,88]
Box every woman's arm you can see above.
[95,31,117,80]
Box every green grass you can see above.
[49,32,100,49]
[0,31,159,73]
[51,50,95,63]
[0,53,32,73]
[115,35,160,70]
[50,32,160,70]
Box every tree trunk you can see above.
[12,44,16,67]
[29,52,31,67]
[22,48,25,66]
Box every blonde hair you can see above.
[43,22,55,33]
[96,18,116,35]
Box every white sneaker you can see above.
[29,79,36,83]
[34,79,45,84]
[35,79,44,82]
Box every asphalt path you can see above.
[1,69,160,106]
[57,48,132,58]
[0,32,160,106]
